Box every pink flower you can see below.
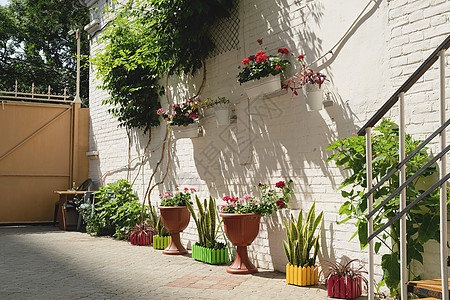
[298,54,304,60]
[189,113,197,119]
[163,192,170,198]
[159,194,161,197]
[190,188,196,192]
[157,108,164,115]
[275,181,285,188]
[175,185,179,188]
[257,39,263,45]
[223,196,232,202]
[276,200,286,208]
[220,205,226,211]
[242,58,251,64]
[243,194,252,200]
[184,187,189,191]
[184,113,189,117]
[173,104,179,108]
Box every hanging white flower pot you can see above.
[242,74,281,100]
[172,122,199,139]
[214,103,231,126]
[303,84,323,111]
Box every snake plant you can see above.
[283,201,323,267]
[187,196,225,249]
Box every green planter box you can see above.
[153,235,170,250]
[192,244,228,264]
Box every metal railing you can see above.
[359,34,450,300]
[0,81,73,104]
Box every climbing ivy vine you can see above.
[91,0,233,132]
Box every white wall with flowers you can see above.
[86,0,450,292]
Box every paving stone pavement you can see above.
[0,225,363,300]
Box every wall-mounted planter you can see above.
[327,276,362,299]
[214,103,231,126]
[130,231,152,246]
[192,244,228,264]
[285,264,318,286]
[242,74,281,99]
[172,123,199,139]
[303,84,323,111]
[153,235,171,250]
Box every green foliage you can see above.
[156,215,170,237]
[282,202,323,267]
[91,0,233,131]
[78,179,151,239]
[0,0,89,105]
[187,196,225,250]
[326,119,445,296]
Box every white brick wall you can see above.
[87,0,450,293]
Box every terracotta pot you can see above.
[158,206,190,255]
[220,213,261,274]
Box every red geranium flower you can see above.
[249,55,256,60]
[276,200,286,208]
[275,181,285,188]
[241,58,251,64]
[256,54,268,63]
[256,51,266,56]
[298,54,305,60]
[223,196,231,202]
[278,48,289,54]
[275,65,282,69]
[257,39,263,45]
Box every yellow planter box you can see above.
[286,264,318,286]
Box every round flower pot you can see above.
[158,206,191,255]
[172,123,199,139]
[303,84,323,111]
[214,103,230,126]
[219,213,261,274]
[242,74,281,100]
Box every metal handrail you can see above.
[357,35,450,136]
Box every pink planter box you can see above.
[327,276,362,299]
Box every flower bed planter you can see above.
[153,235,171,250]
[242,74,281,99]
[158,206,190,255]
[172,123,199,139]
[286,264,318,286]
[327,276,362,299]
[303,84,323,111]
[192,244,228,264]
[220,213,261,274]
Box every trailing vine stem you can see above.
[126,126,131,181]
[131,130,152,187]
[192,57,206,98]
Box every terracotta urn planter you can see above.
[158,206,190,255]
[219,213,261,274]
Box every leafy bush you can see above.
[78,179,151,239]
[326,119,445,296]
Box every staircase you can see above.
[359,34,450,300]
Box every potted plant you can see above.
[219,181,293,274]
[158,186,194,255]
[201,97,232,126]
[128,220,156,246]
[152,214,171,250]
[284,55,327,111]
[238,38,290,99]
[186,196,228,264]
[321,259,367,299]
[157,98,201,138]
[283,201,323,286]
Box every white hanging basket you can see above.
[172,122,199,139]
[242,74,281,100]
[214,103,231,126]
[303,84,324,111]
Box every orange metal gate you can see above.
[0,100,89,223]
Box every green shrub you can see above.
[78,179,150,239]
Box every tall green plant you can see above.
[326,119,445,296]
[187,196,225,249]
[283,202,323,267]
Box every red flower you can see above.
[249,55,256,60]
[275,65,282,69]
[275,181,285,188]
[257,39,263,45]
[256,54,268,63]
[276,200,286,208]
[223,196,231,202]
[298,54,305,60]
[278,48,289,54]
[241,58,251,64]
[256,51,266,56]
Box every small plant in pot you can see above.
[238,38,290,99]
[128,220,157,246]
[320,258,367,299]
[186,196,228,264]
[158,186,194,255]
[284,55,327,111]
[152,211,171,250]
[201,97,232,126]
[283,201,323,286]
[157,98,202,138]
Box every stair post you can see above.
[366,127,374,300]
